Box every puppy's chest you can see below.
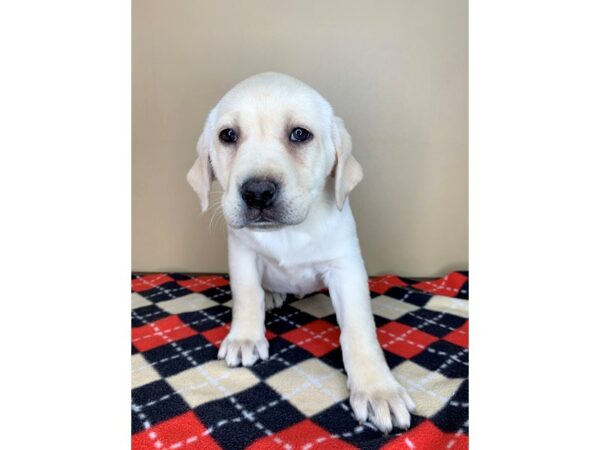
[250,232,330,295]
[259,256,326,296]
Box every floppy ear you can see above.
[187,113,215,213]
[331,116,363,210]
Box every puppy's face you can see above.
[188,73,362,230]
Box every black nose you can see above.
[240,178,279,210]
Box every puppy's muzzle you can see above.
[240,178,280,211]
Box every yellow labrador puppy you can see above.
[187,72,415,432]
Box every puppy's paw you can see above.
[264,291,286,310]
[217,333,269,367]
[349,377,416,434]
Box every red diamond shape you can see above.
[177,275,230,292]
[132,315,199,352]
[132,411,220,450]
[247,419,357,450]
[443,321,469,348]
[381,420,468,450]
[369,275,409,294]
[201,325,277,347]
[412,272,468,297]
[201,324,230,347]
[132,274,174,292]
[377,322,438,358]
[281,320,340,357]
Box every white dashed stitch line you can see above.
[139,370,234,408]
[142,372,325,434]
[134,275,231,301]
[300,424,391,450]
[173,276,233,301]
[378,307,470,367]
[420,275,463,294]
[132,341,221,373]
[133,274,170,288]
[265,310,301,326]
[132,309,230,343]
[132,402,164,449]
[446,422,468,449]
[378,328,469,367]
[393,371,468,408]
[418,348,468,389]
[142,284,193,300]
[393,356,468,424]
[275,313,339,347]
[272,356,351,413]
[371,274,467,297]
[267,324,339,361]
[134,308,167,319]
[372,291,467,336]
[268,354,380,433]
[406,310,467,335]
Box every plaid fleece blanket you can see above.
[132,272,469,450]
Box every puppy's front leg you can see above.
[328,259,416,433]
[218,238,268,367]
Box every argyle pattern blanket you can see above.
[132,272,469,450]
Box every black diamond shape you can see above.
[236,383,304,432]
[265,307,317,335]
[136,281,194,303]
[131,304,170,328]
[251,337,313,379]
[142,334,215,378]
[180,305,231,332]
[319,347,345,371]
[385,287,432,307]
[410,340,469,378]
[199,286,232,303]
[398,309,467,339]
[431,379,469,433]
[131,380,189,433]
[383,349,406,369]
[195,383,303,449]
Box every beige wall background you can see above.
[132,0,468,277]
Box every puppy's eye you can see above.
[219,128,238,144]
[289,127,312,143]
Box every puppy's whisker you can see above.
[208,202,225,234]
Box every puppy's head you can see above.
[187,72,363,230]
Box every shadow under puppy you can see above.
[187,72,415,433]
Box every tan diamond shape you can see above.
[132,293,152,310]
[425,295,469,318]
[371,295,420,320]
[290,293,335,318]
[266,358,348,416]
[166,360,259,408]
[392,360,464,417]
[132,354,161,389]
[157,293,218,315]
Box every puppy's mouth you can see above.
[246,221,285,231]
[245,209,286,231]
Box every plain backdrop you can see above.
[132,0,468,277]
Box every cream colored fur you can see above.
[187,72,415,432]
